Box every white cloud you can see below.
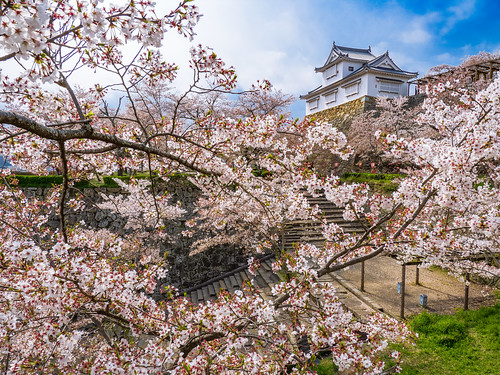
[371,42,389,56]
[151,0,450,117]
[191,1,318,93]
[398,11,443,45]
[400,26,432,44]
[448,0,476,21]
[441,0,477,34]
[436,52,453,62]
[172,0,441,94]
[154,0,320,95]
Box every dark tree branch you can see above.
[58,140,69,242]
[0,110,218,175]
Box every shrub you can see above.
[411,311,467,348]
[340,172,404,193]
[2,175,95,188]
[433,318,468,347]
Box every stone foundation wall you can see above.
[21,180,249,290]
[304,97,376,176]
[308,96,376,133]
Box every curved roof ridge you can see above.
[321,41,375,67]
[335,44,373,54]
[367,51,402,71]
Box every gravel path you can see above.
[335,255,498,318]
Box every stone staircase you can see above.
[181,194,380,318]
[282,193,366,250]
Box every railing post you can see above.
[360,261,365,292]
[400,263,406,319]
[464,273,470,311]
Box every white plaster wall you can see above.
[401,81,409,96]
[334,76,368,107]
[341,61,363,78]
[306,71,413,115]
[366,74,379,97]
[322,61,344,86]
[307,75,371,114]
[367,73,411,99]
[305,95,322,115]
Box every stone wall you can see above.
[21,179,249,290]
[157,180,248,290]
[304,96,376,176]
[307,96,376,133]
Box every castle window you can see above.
[344,81,360,96]
[348,66,354,71]
[378,79,402,94]
[326,65,338,79]
[325,90,338,104]
[307,97,319,110]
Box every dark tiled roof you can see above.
[324,42,375,66]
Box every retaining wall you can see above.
[21,179,248,290]
[308,96,376,132]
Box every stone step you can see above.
[283,225,364,233]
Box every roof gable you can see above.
[367,52,401,71]
[323,41,375,66]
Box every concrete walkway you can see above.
[335,255,497,318]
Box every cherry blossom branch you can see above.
[319,188,437,277]
[392,189,436,240]
[322,203,403,270]
[0,110,218,175]
[0,119,92,143]
[48,144,120,155]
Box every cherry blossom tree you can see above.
[349,52,500,173]
[377,76,500,281]
[346,96,431,171]
[232,83,295,118]
[129,80,294,129]
[0,1,498,374]
[425,51,499,87]
[348,62,500,280]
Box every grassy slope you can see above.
[389,303,500,375]
[312,303,500,375]
[6,172,401,191]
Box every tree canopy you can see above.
[0,1,498,373]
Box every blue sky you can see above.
[161,0,500,118]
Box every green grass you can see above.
[340,172,404,193]
[309,304,500,374]
[101,173,152,187]
[311,357,338,375]
[386,304,500,374]
[5,171,400,191]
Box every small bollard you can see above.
[397,282,402,294]
[419,294,428,308]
